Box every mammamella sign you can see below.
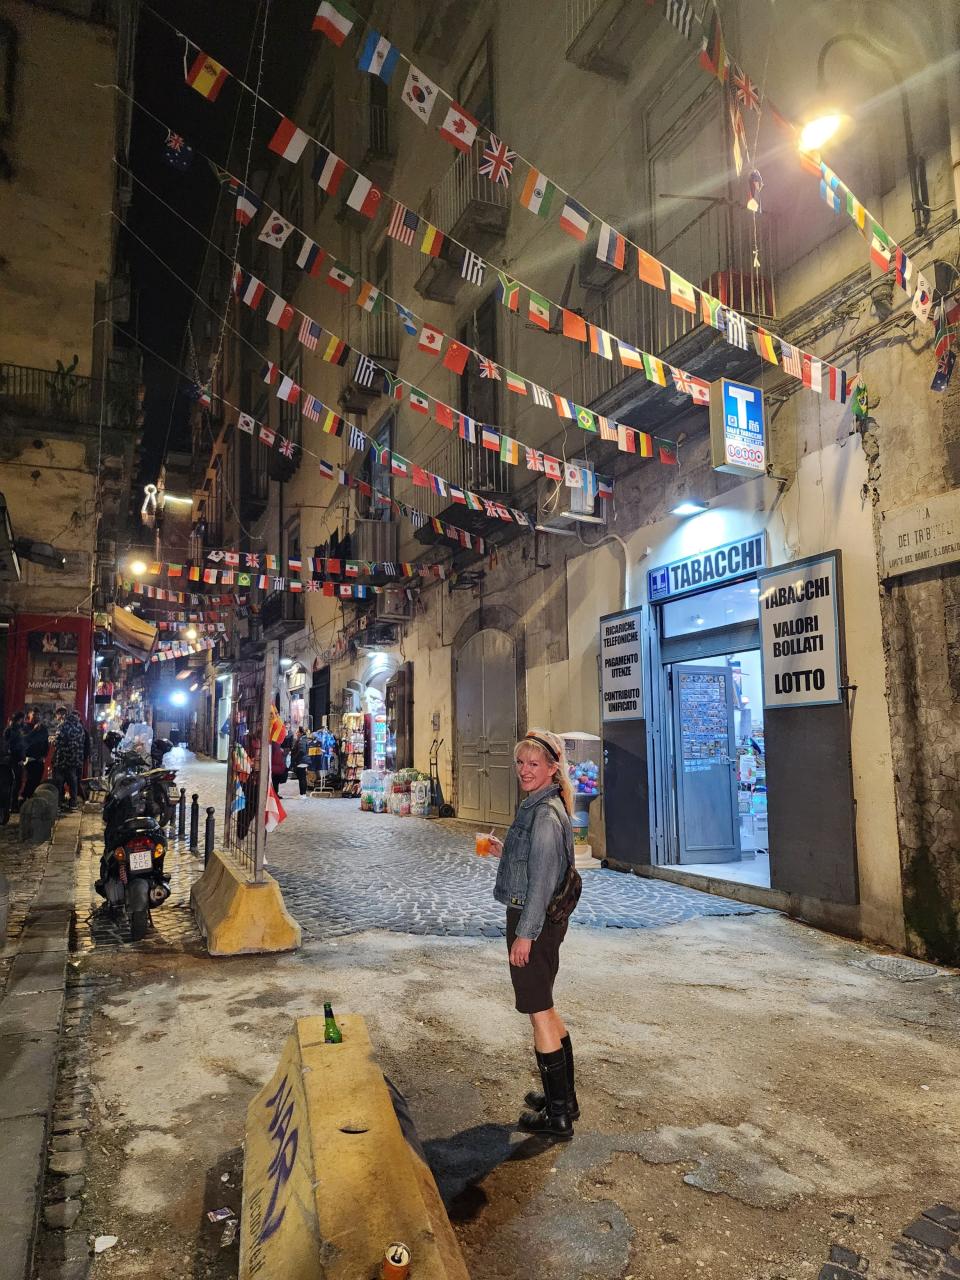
[758,552,844,708]
[600,606,644,722]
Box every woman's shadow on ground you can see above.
[424,1124,558,1221]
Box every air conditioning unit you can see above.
[375,588,414,622]
[355,519,398,563]
[535,469,606,535]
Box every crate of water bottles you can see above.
[359,769,392,813]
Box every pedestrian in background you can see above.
[489,729,579,1141]
[3,711,25,817]
[53,707,85,810]
[270,737,287,797]
[292,727,310,796]
[21,709,49,800]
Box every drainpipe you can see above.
[941,0,960,217]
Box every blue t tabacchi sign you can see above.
[647,534,766,603]
[710,379,766,477]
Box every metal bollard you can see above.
[204,806,215,867]
[189,792,200,853]
[178,787,186,840]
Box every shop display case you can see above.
[340,711,368,798]
[561,731,602,856]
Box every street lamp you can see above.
[129,558,147,576]
[185,627,198,640]
[806,32,927,236]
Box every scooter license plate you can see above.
[127,850,152,872]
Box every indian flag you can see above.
[356,281,383,314]
[519,167,557,217]
[312,0,355,44]
[504,371,527,395]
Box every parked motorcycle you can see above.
[96,771,172,940]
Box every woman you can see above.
[292,727,310,796]
[21,709,50,801]
[270,738,287,797]
[491,729,579,1140]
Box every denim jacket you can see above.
[494,784,574,940]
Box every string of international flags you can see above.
[163,14,856,410]
[119,139,676,467]
[310,0,931,340]
[118,206,614,530]
[135,552,450,581]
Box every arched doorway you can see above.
[455,628,517,825]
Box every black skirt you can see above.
[506,908,568,1014]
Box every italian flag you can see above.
[312,0,355,44]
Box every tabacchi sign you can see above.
[599,607,644,722]
[758,553,844,708]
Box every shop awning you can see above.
[107,605,158,662]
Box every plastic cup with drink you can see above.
[475,829,501,856]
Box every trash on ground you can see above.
[207,1207,234,1222]
[94,1236,118,1253]
[220,1219,238,1248]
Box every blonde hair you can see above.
[514,729,575,815]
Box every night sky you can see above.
[123,0,317,482]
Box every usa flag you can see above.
[478,134,516,187]
[387,200,419,246]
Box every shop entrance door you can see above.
[671,664,740,863]
[455,629,517,825]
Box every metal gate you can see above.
[455,629,517,825]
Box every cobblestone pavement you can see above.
[160,756,766,942]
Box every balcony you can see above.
[238,432,270,521]
[564,0,655,81]
[412,434,525,559]
[261,589,305,639]
[571,201,779,434]
[0,360,138,430]
[415,140,510,304]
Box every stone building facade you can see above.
[187,0,960,960]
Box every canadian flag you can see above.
[265,782,287,833]
[418,324,443,354]
[439,102,479,153]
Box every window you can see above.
[458,34,493,126]
[368,77,390,155]
[459,294,498,424]
[367,239,396,360]
[311,84,335,222]
[361,414,393,520]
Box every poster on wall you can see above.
[758,552,844,708]
[599,606,644,722]
[25,630,79,717]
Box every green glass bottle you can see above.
[323,1001,342,1043]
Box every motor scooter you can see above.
[97,772,171,941]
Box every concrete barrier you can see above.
[189,848,301,956]
[239,1014,469,1280]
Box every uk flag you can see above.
[478,134,516,187]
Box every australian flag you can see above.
[163,130,194,172]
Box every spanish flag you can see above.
[186,50,229,101]
[268,706,286,743]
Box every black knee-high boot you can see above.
[523,1034,579,1120]
[517,1047,574,1139]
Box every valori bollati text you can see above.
[764,575,831,694]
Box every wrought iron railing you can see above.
[368,102,391,157]
[261,589,305,631]
[431,137,509,234]
[572,201,778,409]
[417,434,512,517]
[0,360,122,426]
[564,0,607,47]
[365,303,398,362]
